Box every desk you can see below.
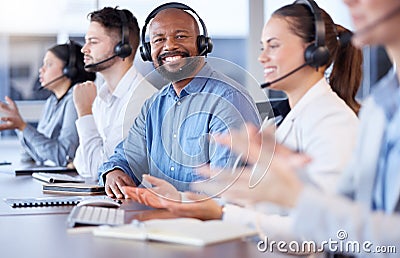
[0,213,296,258]
[0,138,312,258]
[0,170,153,216]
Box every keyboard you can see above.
[67,205,125,228]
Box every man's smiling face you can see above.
[149,8,203,82]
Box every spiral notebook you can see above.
[4,196,84,208]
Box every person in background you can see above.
[123,0,362,234]
[98,3,260,199]
[0,41,95,166]
[73,7,157,180]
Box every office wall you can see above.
[9,36,55,100]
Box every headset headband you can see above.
[62,40,78,79]
[294,0,325,47]
[68,40,76,71]
[119,10,129,47]
[141,2,209,47]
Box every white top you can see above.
[73,65,157,179]
[223,78,359,242]
[274,78,359,192]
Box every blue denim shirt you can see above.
[98,63,261,191]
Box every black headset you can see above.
[62,40,78,79]
[114,10,133,58]
[294,0,330,68]
[140,2,213,62]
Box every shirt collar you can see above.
[53,86,73,104]
[372,67,400,120]
[98,65,138,101]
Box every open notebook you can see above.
[93,218,257,246]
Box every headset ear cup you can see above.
[139,46,147,61]
[140,42,152,62]
[315,46,330,67]
[304,45,316,67]
[206,37,213,54]
[63,66,78,79]
[197,35,206,55]
[114,41,132,58]
[304,45,329,68]
[197,35,213,56]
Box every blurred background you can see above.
[0,0,392,137]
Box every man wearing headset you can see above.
[72,7,157,180]
[98,3,260,199]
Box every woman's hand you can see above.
[0,96,26,131]
[123,175,181,208]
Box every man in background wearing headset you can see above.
[72,7,157,180]
[98,3,260,199]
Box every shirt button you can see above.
[177,101,181,106]
[173,134,177,138]
[170,166,175,171]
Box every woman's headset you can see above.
[295,0,330,68]
[62,41,77,79]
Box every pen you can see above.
[0,161,12,166]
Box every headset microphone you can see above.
[339,4,400,46]
[84,54,118,69]
[38,74,66,90]
[260,63,308,88]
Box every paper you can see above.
[93,218,257,246]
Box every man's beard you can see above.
[84,55,117,73]
[156,52,203,82]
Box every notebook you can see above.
[93,218,258,246]
[4,196,84,208]
[42,183,105,195]
[32,172,85,183]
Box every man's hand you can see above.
[104,169,136,199]
[0,96,26,131]
[73,81,97,117]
